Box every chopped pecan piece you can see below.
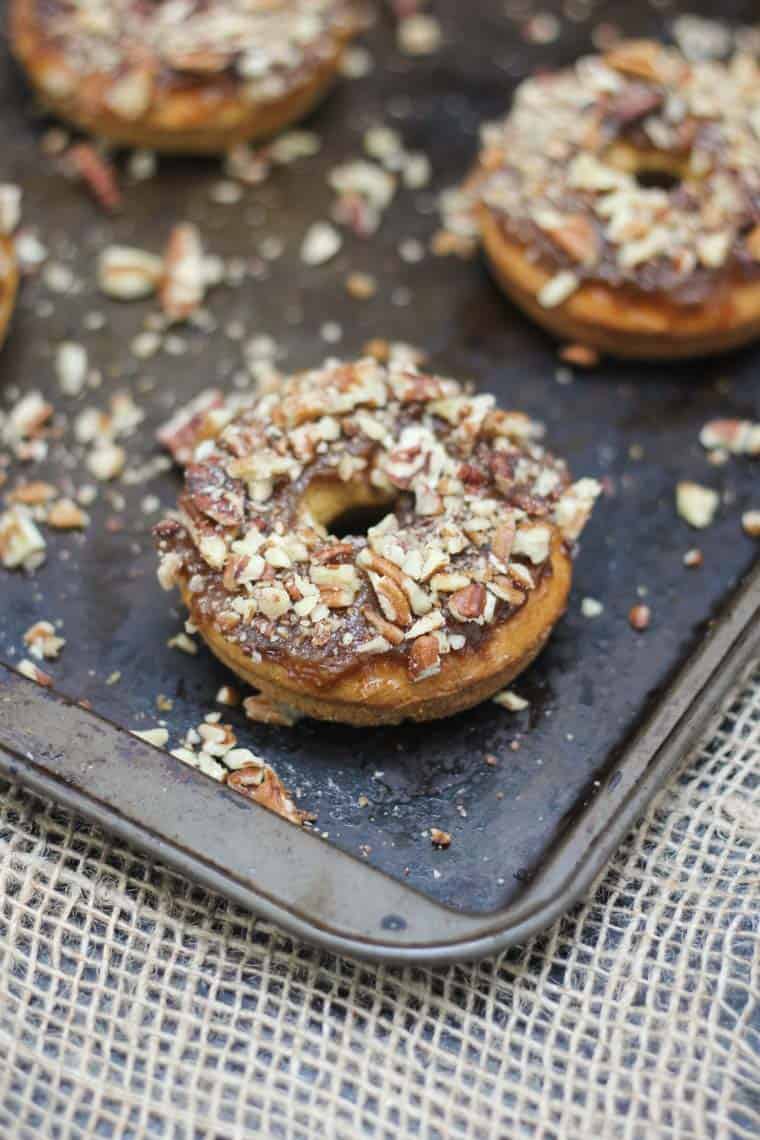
[491,519,516,563]
[629,603,651,631]
[68,144,121,212]
[604,39,678,83]
[226,764,313,827]
[160,223,205,322]
[449,583,486,622]
[157,389,225,466]
[559,343,600,368]
[607,84,664,125]
[7,481,57,506]
[313,541,355,564]
[47,498,88,529]
[24,620,65,661]
[489,576,525,605]
[371,572,412,626]
[186,462,244,529]
[547,214,599,266]
[362,606,405,646]
[408,633,441,681]
[17,659,53,687]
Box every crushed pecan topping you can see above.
[155,356,599,686]
[20,0,359,117]
[464,42,760,302]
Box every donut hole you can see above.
[329,503,395,539]
[300,478,397,539]
[634,168,681,192]
[604,141,695,193]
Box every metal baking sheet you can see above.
[0,0,758,963]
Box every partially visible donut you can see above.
[10,0,361,154]
[469,40,760,358]
[154,355,600,726]
[0,236,19,348]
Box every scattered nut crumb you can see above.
[47,498,89,530]
[0,506,46,570]
[87,442,126,481]
[493,689,530,711]
[676,481,719,529]
[683,548,704,568]
[215,684,239,707]
[559,343,600,368]
[629,603,651,631]
[398,14,442,55]
[98,245,163,300]
[741,510,760,538]
[23,620,65,661]
[168,632,198,655]
[132,727,169,748]
[699,418,759,457]
[345,271,377,299]
[55,341,88,396]
[301,221,342,266]
[430,827,451,848]
[17,658,53,687]
[0,183,22,235]
[68,144,121,213]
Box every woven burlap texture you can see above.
[0,667,758,1140]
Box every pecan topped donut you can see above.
[10,0,361,152]
[466,40,760,358]
[155,354,599,725]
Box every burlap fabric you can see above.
[0,666,757,1140]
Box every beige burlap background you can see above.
[0,666,757,1140]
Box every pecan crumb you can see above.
[559,343,601,368]
[430,827,451,848]
[629,603,651,631]
[68,144,121,212]
[17,659,53,687]
[226,763,313,826]
[493,689,530,711]
[676,481,719,529]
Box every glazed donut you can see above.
[10,0,360,154]
[0,237,19,348]
[154,355,599,726]
[469,40,760,358]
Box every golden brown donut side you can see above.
[481,209,760,359]
[0,236,19,348]
[10,0,356,153]
[178,535,572,726]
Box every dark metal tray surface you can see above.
[0,0,758,963]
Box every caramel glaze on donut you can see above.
[154,355,600,725]
[0,236,19,349]
[10,0,361,153]
[468,40,760,358]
